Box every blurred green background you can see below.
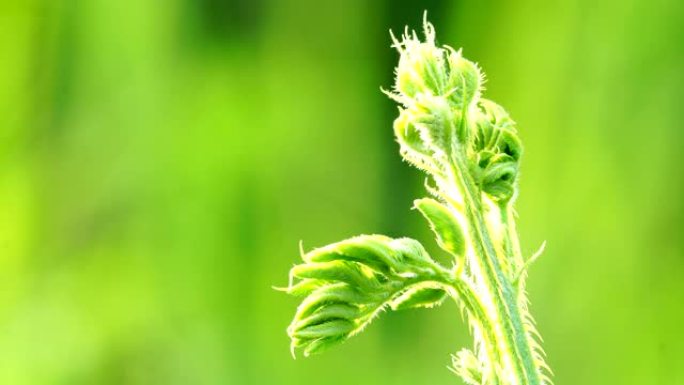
[2,0,683,384]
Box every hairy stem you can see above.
[449,155,540,385]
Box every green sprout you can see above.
[278,15,552,385]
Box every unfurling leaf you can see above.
[284,235,450,357]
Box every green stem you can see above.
[442,276,502,385]
[449,153,541,385]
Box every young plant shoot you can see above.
[279,16,552,385]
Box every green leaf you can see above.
[303,336,346,357]
[291,261,379,291]
[409,94,457,156]
[390,285,447,310]
[498,128,523,161]
[394,108,439,173]
[413,197,466,258]
[389,237,435,267]
[392,19,446,97]
[281,279,324,297]
[481,159,517,202]
[294,283,372,320]
[291,319,355,340]
[446,49,482,108]
[304,235,399,275]
[290,304,359,333]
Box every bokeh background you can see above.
[2,0,683,384]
